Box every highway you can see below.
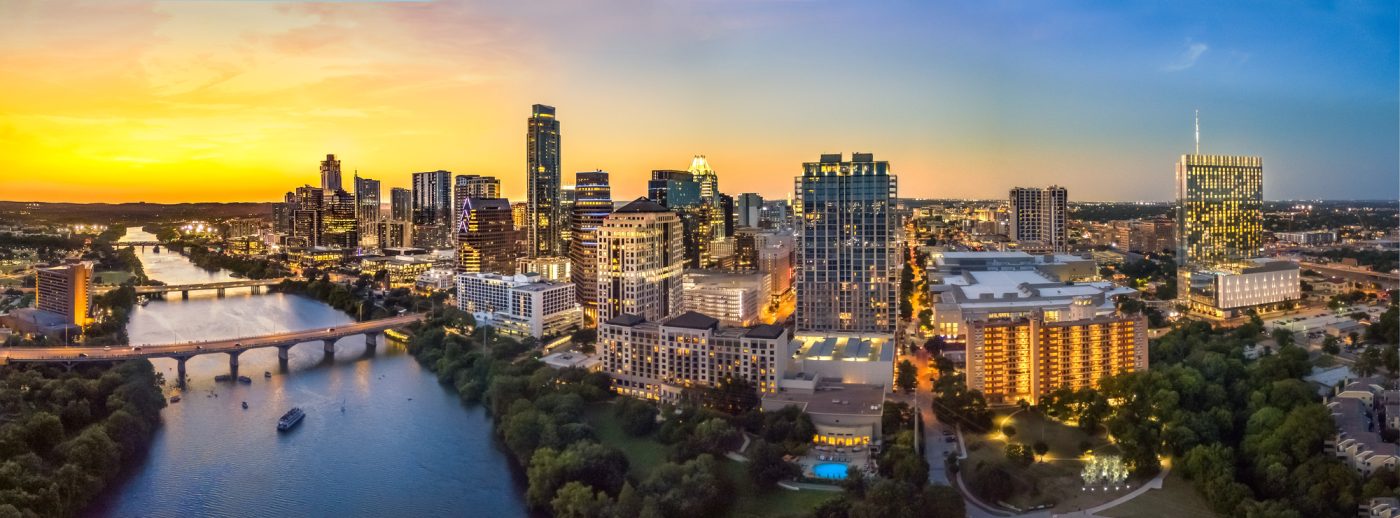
[133,278,287,295]
[1,313,423,365]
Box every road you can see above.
[1,313,423,364]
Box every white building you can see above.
[415,269,456,292]
[1328,380,1400,477]
[682,270,770,327]
[516,256,571,283]
[1180,258,1301,318]
[596,198,685,322]
[455,272,583,339]
[930,267,1135,341]
[599,311,787,401]
[1276,230,1336,246]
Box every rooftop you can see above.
[663,311,720,330]
[764,383,886,416]
[614,197,670,214]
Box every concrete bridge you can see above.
[131,278,289,299]
[0,313,424,385]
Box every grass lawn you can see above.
[1099,471,1217,518]
[585,403,839,517]
[95,270,134,285]
[962,409,1128,511]
[1312,354,1339,368]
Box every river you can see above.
[89,227,526,517]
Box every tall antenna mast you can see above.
[1194,109,1200,155]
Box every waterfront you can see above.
[90,228,525,517]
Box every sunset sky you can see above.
[1,0,1395,204]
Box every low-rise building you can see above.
[456,272,582,339]
[360,255,434,289]
[1328,380,1400,477]
[930,251,1098,283]
[415,269,456,293]
[1276,230,1336,246]
[681,270,770,327]
[1179,259,1301,319]
[516,256,571,283]
[541,351,602,371]
[598,311,786,401]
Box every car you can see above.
[196,345,204,350]
[131,346,142,351]
[103,346,111,351]
[77,353,88,358]
[327,328,334,332]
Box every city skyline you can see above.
[1,1,1395,204]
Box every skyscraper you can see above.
[454,174,501,231]
[36,262,92,327]
[390,187,412,222]
[795,152,898,334]
[455,198,516,274]
[292,185,325,247]
[570,170,612,318]
[648,169,713,267]
[355,175,381,249]
[320,154,342,192]
[323,189,359,248]
[412,170,453,248]
[1009,186,1068,252]
[527,104,563,257]
[596,198,684,322]
[737,193,763,228]
[689,155,719,204]
[1176,155,1263,265]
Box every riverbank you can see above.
[144,223,288,280]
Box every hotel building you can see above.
[1175,154,1263,265]
[596,198,685,322]
[36,262,93,327]
[795,152,898,334]
[456,272,582,339]
[599,311,787,401]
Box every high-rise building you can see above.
[376,220,412,249]
[689,155,719,203]
[320,154,342,192]
[454,174,501,229]
[570,170,612,318]
[1009,186,1068,252]
[596,198,684,322]
[323,189,359,249]
[355,176,381,249]
[648,169,715,268]
[455,197,516,274]
[390,187,412,222]
[718,193,735,239]
[795,152,898,334]
[559,184,576,246]
[36,262,92,327]
[291,185,325,247]
[456,272,583,339]
[527,104,563,257]
[1176,155,1263,265]
[967,312,1147,405]
[412,170,453,248]
[737,193,763,228]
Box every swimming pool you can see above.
[813,462,848,479]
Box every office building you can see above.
[320,153,342,192]
[412,170,453,248]
[967,312,1147,405]
[355,176,381,249]
[682,270,771,327]
[648,169,722,268]
[291,185,325,247]
[560,184,576,245]
[455,198,516,274]
[1009,186,1068,252]
[454,174,501,231]
[36,262,92,327]
[322,189,358,249]
[596,198,684,322]
[737,193,763,228]
[569,170,612,317]
[390,187,413,222]
[360,255,434,289]
[1178,259,1301,318]
[599,311,786,401]
[1176,154,1263,265]
[1276,230,1336,246]
[795,152,898,334]
[527,104,563,257]
[456,272,582,339]
[376,220,412,249]
[517,256,571,282]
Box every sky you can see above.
[0,0,1395,204]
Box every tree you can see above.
[971,465,1014,504]
[551,481,612,518]
[895,359,918,393]
[1032,440,1049,461]
[923,335,947,355]
[616,398,660,436]
[1322,335,1341,355]
[747,440,800,488]
[1004,443,1033,467]
[1355,346,1383,378]
[1271,328,1295,348]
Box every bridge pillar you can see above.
[364,332,377,348]
[323,338,336,354]
[277,345,292,361]
[251,285,261,295]
[176,357,187,387]
[228,350,242,376]
[216,288,225,298]
[181,290,189,300]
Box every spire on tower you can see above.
[1194,109,1200,155]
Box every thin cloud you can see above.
[1163,41,1208,72]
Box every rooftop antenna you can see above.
[1194,110,1200,155]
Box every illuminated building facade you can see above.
[411,170,453,249]
[454,198,516,274]
[569,170,612,317]
[360,255,434,289]
[682,270,770,327]
[322,189,358,249]
[1009,186,1068,252]
[36,262,92,327]
[456,272,582,339]
[454,174,500,230]
[596,198,684,322]
[967,312,1147,405]
[1175,154,1263,266]
[517,256,571,282]
[527,104,563,257]
[376,220,411,249]
[290,185,324,247]
[599,311,786,401]
[795,152,898,334]
[1179,259,1301,318]
[355,176,381,249]
[390,187,412,222]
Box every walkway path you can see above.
[1051,466,1169,518]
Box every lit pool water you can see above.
[813,462,849,479]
